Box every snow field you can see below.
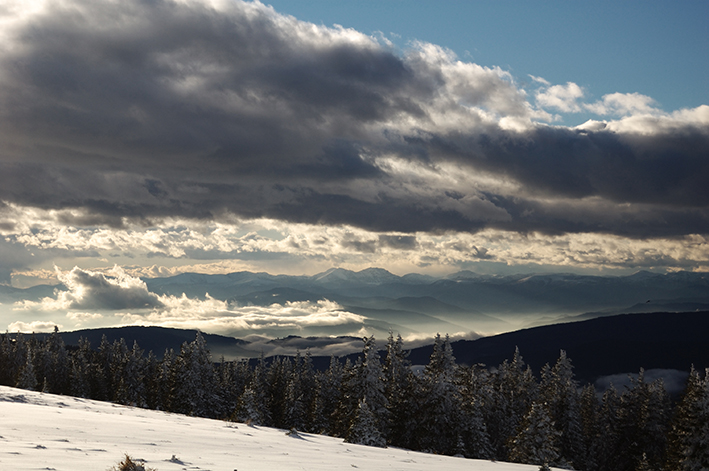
[0,385,546,471]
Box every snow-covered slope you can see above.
[0,385,549,471]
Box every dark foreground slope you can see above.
[406,311,709,384]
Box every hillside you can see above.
[406,311,709,385]
[21,310,709,388]
[0,385,555,471]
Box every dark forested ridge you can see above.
[27,311,709,385]
[1,328,708,470]
[407,311,709,383]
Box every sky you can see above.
[0,0,708,322]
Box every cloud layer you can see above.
[11,266,372,337]
[0,0,707,245]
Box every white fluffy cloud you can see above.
[11,266,369,336]
[535,82,585,113]
[124,296,366,336]
[7,320,61,333]
[585,92,659,116]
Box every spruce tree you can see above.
[237,353,272,426]
[345,399,386,448]
[540,350,584,468]
[0,332,14,386]
[36,327,70,394]
[595,385,621,471]
[613,370,671,471]
[335,337,388,440]
[413,334,463,455]
[383,332,416,449]
[508,401,561,468]
[666,367,709,471]
[15,349,38,391]
[487,347,538,460]
[458,364,494,459]
[312,355,344,435]
[578,383,601,471]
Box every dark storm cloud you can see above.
[378,235,418,250]
[429,125,709,207]
[0,0,707,239]
[0,238,37,285]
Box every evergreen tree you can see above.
[235,353,271,426]
[153,348,176,411]
[383,332,416,449]
[215,357,248,417]
[345,398,386,448]
[36,327,70,394]
[142,351,162,410]
[283,350,317,431]
[169,333,220,417]
[539,350,585,468]
[508,401,561,468]
[312,355,344,435]
[237,386,268,425]
[413,334,463,455]
[666,366,709,471]
[595,385,621,471]
[487,347,538,460]
[458,363,494,459]
[0,332,14,386]
[265,356,291,428]
[15,348,38,391]
[6,333,29,388]
[69,351,91,398]
[578,383,601,471]
[335,337,388,440]
[614,370,671,471]
[115,341,147,407]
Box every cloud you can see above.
[0,0,706,248]
[6,209,709,281]
[8,320,61,333]
[535,82,585,113]
[13,265,372,337]
[585,92,659,117]
[18,266,163,310]
[111,296,369,339]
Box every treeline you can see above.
[1,329,707,471]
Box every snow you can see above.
[0,385,548,471]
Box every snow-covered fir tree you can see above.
[487,347,538,460]
[36,326,70,394]
[414,333,463,455]
[345,398,386,448]
[539,350,584,468]
[312,355,344,434]
[666,366,709,471]
[383,331,416,449]
[458,363,494,459]
[337,336,388,441]
[508,401,561,469]
[15,348,37,391]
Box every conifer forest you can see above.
[1,329,707,471]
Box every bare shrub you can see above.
[109,454,156,471]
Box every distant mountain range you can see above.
[5,268,709,340]
[144,268,709,336]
